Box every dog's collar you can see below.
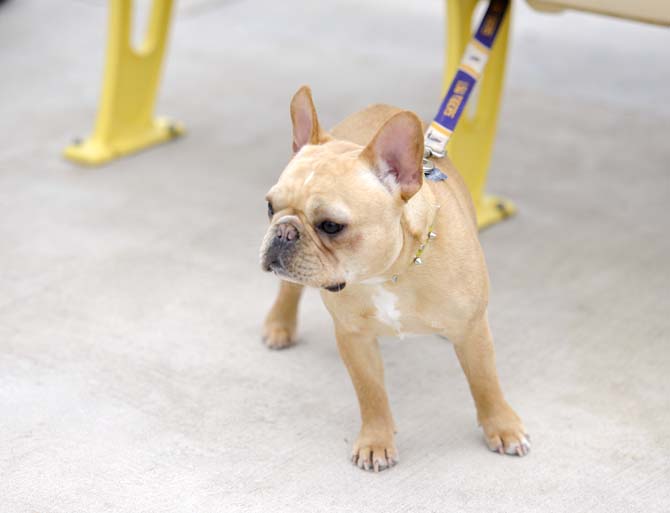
[388,204,440,284]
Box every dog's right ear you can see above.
[290,86,328,153]
[361,111,424,202]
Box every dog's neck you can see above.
[380,183,440,283]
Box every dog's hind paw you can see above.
[487,432,531,457]
[351,429,398,472]
[481,405,531,457]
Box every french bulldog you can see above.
[259,86,529,472]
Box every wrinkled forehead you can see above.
[266,143,386,218]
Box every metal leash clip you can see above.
[424,146,445,160]
[422,146,449,182]
[423,145,445,173]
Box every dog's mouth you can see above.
[262,251,287,274]
[267,261,290,279]
[264,258,305,286]
[323,282,346,293]
[263,259,279,273]
[269,266,346,292]
[262,250,345,292]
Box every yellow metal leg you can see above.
[64,0,184,166]
[445,0,515,229]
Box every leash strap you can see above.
[424,0,510,158]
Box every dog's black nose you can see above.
[275,222,299,243]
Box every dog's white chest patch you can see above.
[372,286,402,332]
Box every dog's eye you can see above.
[318,220,345,235]
[267,202,274,218]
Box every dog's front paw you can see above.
[351,427,398,472]
[262,320,296,350]
[480,404,531,457]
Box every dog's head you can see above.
[260,86,424,292]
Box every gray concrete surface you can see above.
[1,0,669,512]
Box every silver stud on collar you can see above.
[386,204,440,284]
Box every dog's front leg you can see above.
[263,281,303,349]
[452,313,531,456]
[335,323,398,472]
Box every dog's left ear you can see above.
[290,86,330,153]
[361,111,424,201]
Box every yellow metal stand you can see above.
[64,0,183,166]
[445,0,515,229]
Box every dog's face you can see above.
[260,87,424,292]
[261,142,404,291]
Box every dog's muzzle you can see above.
[262,221,300,272]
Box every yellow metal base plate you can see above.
[476,194,517,230]
[64,117,184,166]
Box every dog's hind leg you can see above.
[452,312,531,456]
[262,281,303,349]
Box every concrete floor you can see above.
[1,0,669,512]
